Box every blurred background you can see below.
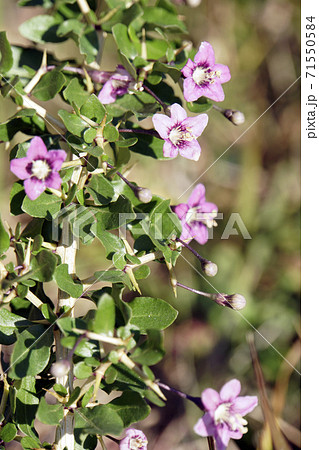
[0,0,300,448]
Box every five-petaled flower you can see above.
[10,136,66,201]
[194,379,258,450]
[181,41,231,102]
[119,428,148,450]
[173,183,218,244]
[152,103,208,161]
[98,65,135,104]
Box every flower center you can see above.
[129,437,148,449]
[169,125,194,146]
[186,206,218,227]
[214,402,248,434]
[192,66,221,86]
[31,159,51,180]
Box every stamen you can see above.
[31,159,51,180]
[169,125,194,146]
[192,66,216,86]
[130,437,148,449]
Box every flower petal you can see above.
[191,221,208,245]
[173,203,189,220]
[194,41,215,67]
[163,140,179,158]
[215,425,230,450]
[213,64,231,84]
[152,113,172,139]
[201,388,220,412]
[47,150,67,170]
[10,157,31,180]
[181,59,195,78]
[98,81,117,104]
[198,201,218,212]
[27,136,48,160]
[183,77,204,102]
[45,172,62,190]
[170,103,188,124]
[220,379,241,402]
[180,222,194,242]
[232,395,258,416]
[183,113,208,138]
[205,82,225,102]
[193,412,216,437]
[187,183,206,207]
[24,178,46,200]
[178,139,201,161]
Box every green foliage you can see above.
[0,31,13,74]
[36,398,64,425]
[129,296,178,332]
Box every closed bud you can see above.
[202,260,218,277]
[213,293,246,310]
[136,187,152,203]
[224,109,245,126]
[51,360,71,378]
[187,0,202,6]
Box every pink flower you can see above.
[119,428,148,450]
[181,41,231,102]
[10,136,66,201]
[98,65,135,104]
[152,103,208,161]
[194,379,258,450]
[173,184,218,244]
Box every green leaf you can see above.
[95,220,126,258]
[30,249,57,282]
[0,423,17,443]
[133,265,151,280]
[79,26,99,64]
[54,264,83,297]
[0,110,46,141]
[58,110,89,136]
[10,182,26,216]
[129,297,178,333]
[142,7,186,32]
[112,23,138,59]
[109,391,150,427]
[75,405,123,436]
[153,61,181,82]
[33,69,66,101]
[105,90,159,119]
[19,15,65,44]
[57,18,86,38]
[91,293,115,336]
[10,324,54,378]
[0,214,10,255]
[128,133,168,159]
[94,270,132,289]
[101,2,143,32]
[22,191,62,219]
[15,376,39,439]
[186,97,213,113]
[94,196,135,230]
[36,397,64,425]
[0,31,13,74]
[149,199,182,240]
[0,309,32,345]
[64,78,90,109]
[20,437,41,450]
[80,94,106,123]
[103,124,119,142]
[86,174,114,206]
[74,361,93,379]
[131,329,164,365]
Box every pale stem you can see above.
[76,0,93,24]
[21,96,66,131]
[55,158,82,450]
[25,290,44,308]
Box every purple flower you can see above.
[98,65,135,104]
[152,103,208,161]
[119,428,148,450]
[173,184,218,244]
[10,136,67,201]
[181,41,231,102]
[194,379,258,450]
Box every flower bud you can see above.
[224,109,245,126]
[136,188,152,203]
[201,260,218,277]
[51,360,71,378]
[187,0,202,6]
[213,293,246,310]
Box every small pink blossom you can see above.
[98,65,135,104]
[194,379,258,450]
[10,136,66,200]
[181,41,231,102]
[119,428,148,450]
[173,184,218,244]
[152,103,208,161]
